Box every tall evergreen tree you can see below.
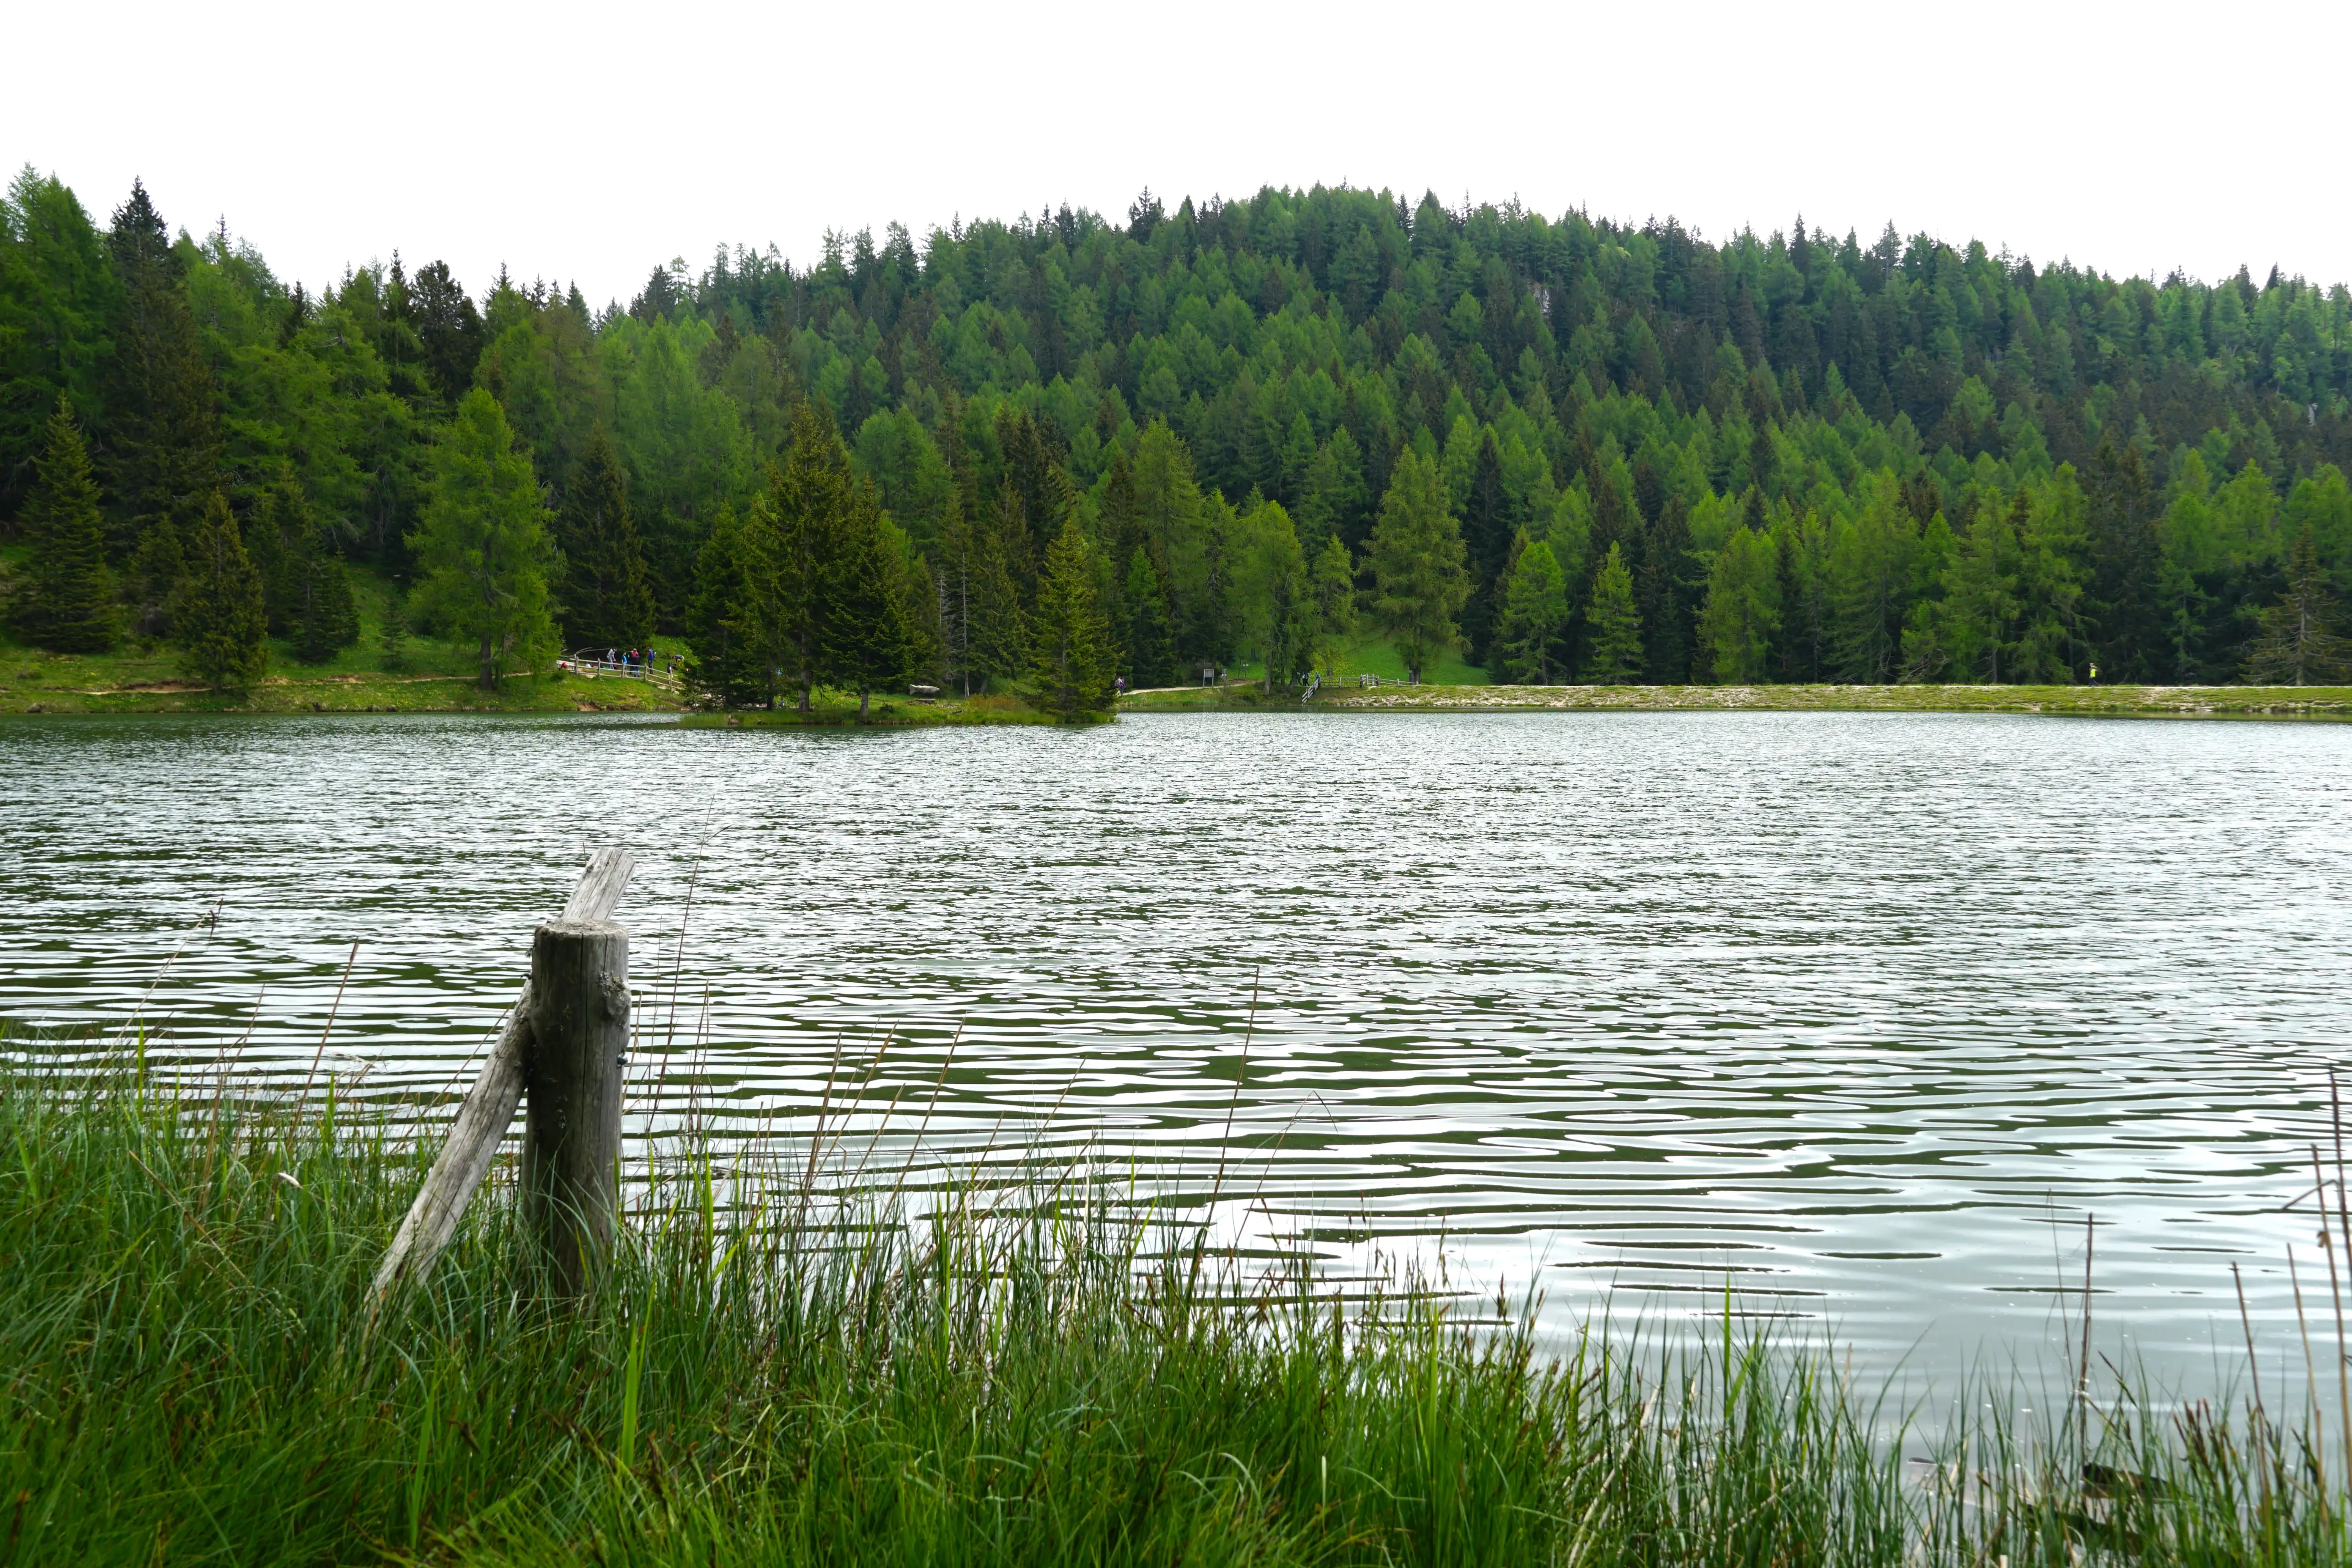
[686,502,768,706]
[1365,448,1469,683]
[1122,547,1175,687]
[410,390,557,690]
[821,478,914,717]
[758,402,857,714]
[1306,535,1358,678]
[101,181,218,567]
[965,478,1031,692]
[1637,498,1697,680]
[11,398,115,651]
[2243,524,2349,686]
[2085,442,2164,680]
[1498,535,1570,683]
[171,491,267,690]
[1461,430,1513,664]
[288,538,360,664]
[1582,543,1644,682]
[1026,514,1113,721]
[555,426,655,650]
[1698,526,1782,684]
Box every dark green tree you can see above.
[1582,543,1644,682]
[10,398,115,651]
[1026,515,1113,721]
[685,503,768,706]
[288,535,360,664]
[555,426,655,650]
[0,171,117,522]
[1122,547,1174,686]
[101,181,218,564]
[759,402,854,714]
[171,491,267,691]
[821,478,915,718]
[2243,524,2349,686]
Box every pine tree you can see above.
[409,390,557,690]
[685,503,767,707]
[102,182,219,564]
[1498,535,1570,683]
[171,491,268,691]
[1365,448,1469,684]
[966,479,1032,692]
[1581,543,1643,683]
[1026,515,1112,721]
[761,403,854,714]
[555,426,655,650]
[2243,524,2349,686]
[1122,547,1174,687]
[289,538,360,664]
[1462,431,1513,664]
[11,398,115,652]
[821,479,914,718]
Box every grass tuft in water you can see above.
[2,1054,2346,1565]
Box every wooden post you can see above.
[370,847,634,1304]
[520,918,629,1297]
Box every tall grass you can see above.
[1,1051,2345,1566]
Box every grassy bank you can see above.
[1125,680,2352,719]
[3,1060,2342,1565]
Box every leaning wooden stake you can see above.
[370,847,634,1302]
[520,918,629,1297]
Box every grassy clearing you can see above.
[1128,680,2352,719]
[4,1053,2346,1566]
[0,565,688,715]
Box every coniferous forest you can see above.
[5,171,2352,706]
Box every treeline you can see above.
[5,171,2351,699]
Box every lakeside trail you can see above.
[1122,681,2352,719]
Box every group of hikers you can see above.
[578,647,681,677]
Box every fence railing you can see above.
[558,656,684,687]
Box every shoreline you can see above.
[1120,680,2352,720]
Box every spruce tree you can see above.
[2243,524,2349,686]
[1581,543,1644,682]
[820,479,914,718]
[289,539,360,664]
[1122,547,1174,686]
[1026,515,1113,721]
[102,182,219,566]
[171,491,268,691]
[685,503,768,707]
[761,403,855,715]
[966,479,1031,692]
[1365,448,1469,684]
[555,426,655,650]
[11,398,116,652]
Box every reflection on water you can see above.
[5,709,2350,1388]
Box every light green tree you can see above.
[1498,535,1570,683]
[1306,535,1358,677]
[1581,543,1643,683]
[1698,526,1781,684]
[410,389,557,690]
[1366,447,1469,683]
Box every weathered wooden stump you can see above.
[520,917,629,1297]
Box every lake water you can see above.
[7,709,2350,1396]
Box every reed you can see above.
[1,1049,2347,1566]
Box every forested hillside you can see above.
[5,171,2350,698]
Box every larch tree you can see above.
[1305,534,1357,678]
[12,398,116,652]
[1698,526,1782,685]
[1365,447,1469,684]
[1498,535,1570,683]
[171,490,267,690]
[1581,543,1644,683]
[409,389,557,690]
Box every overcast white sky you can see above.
[7,0,2347,309]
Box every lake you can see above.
[6,708,2349,1395]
